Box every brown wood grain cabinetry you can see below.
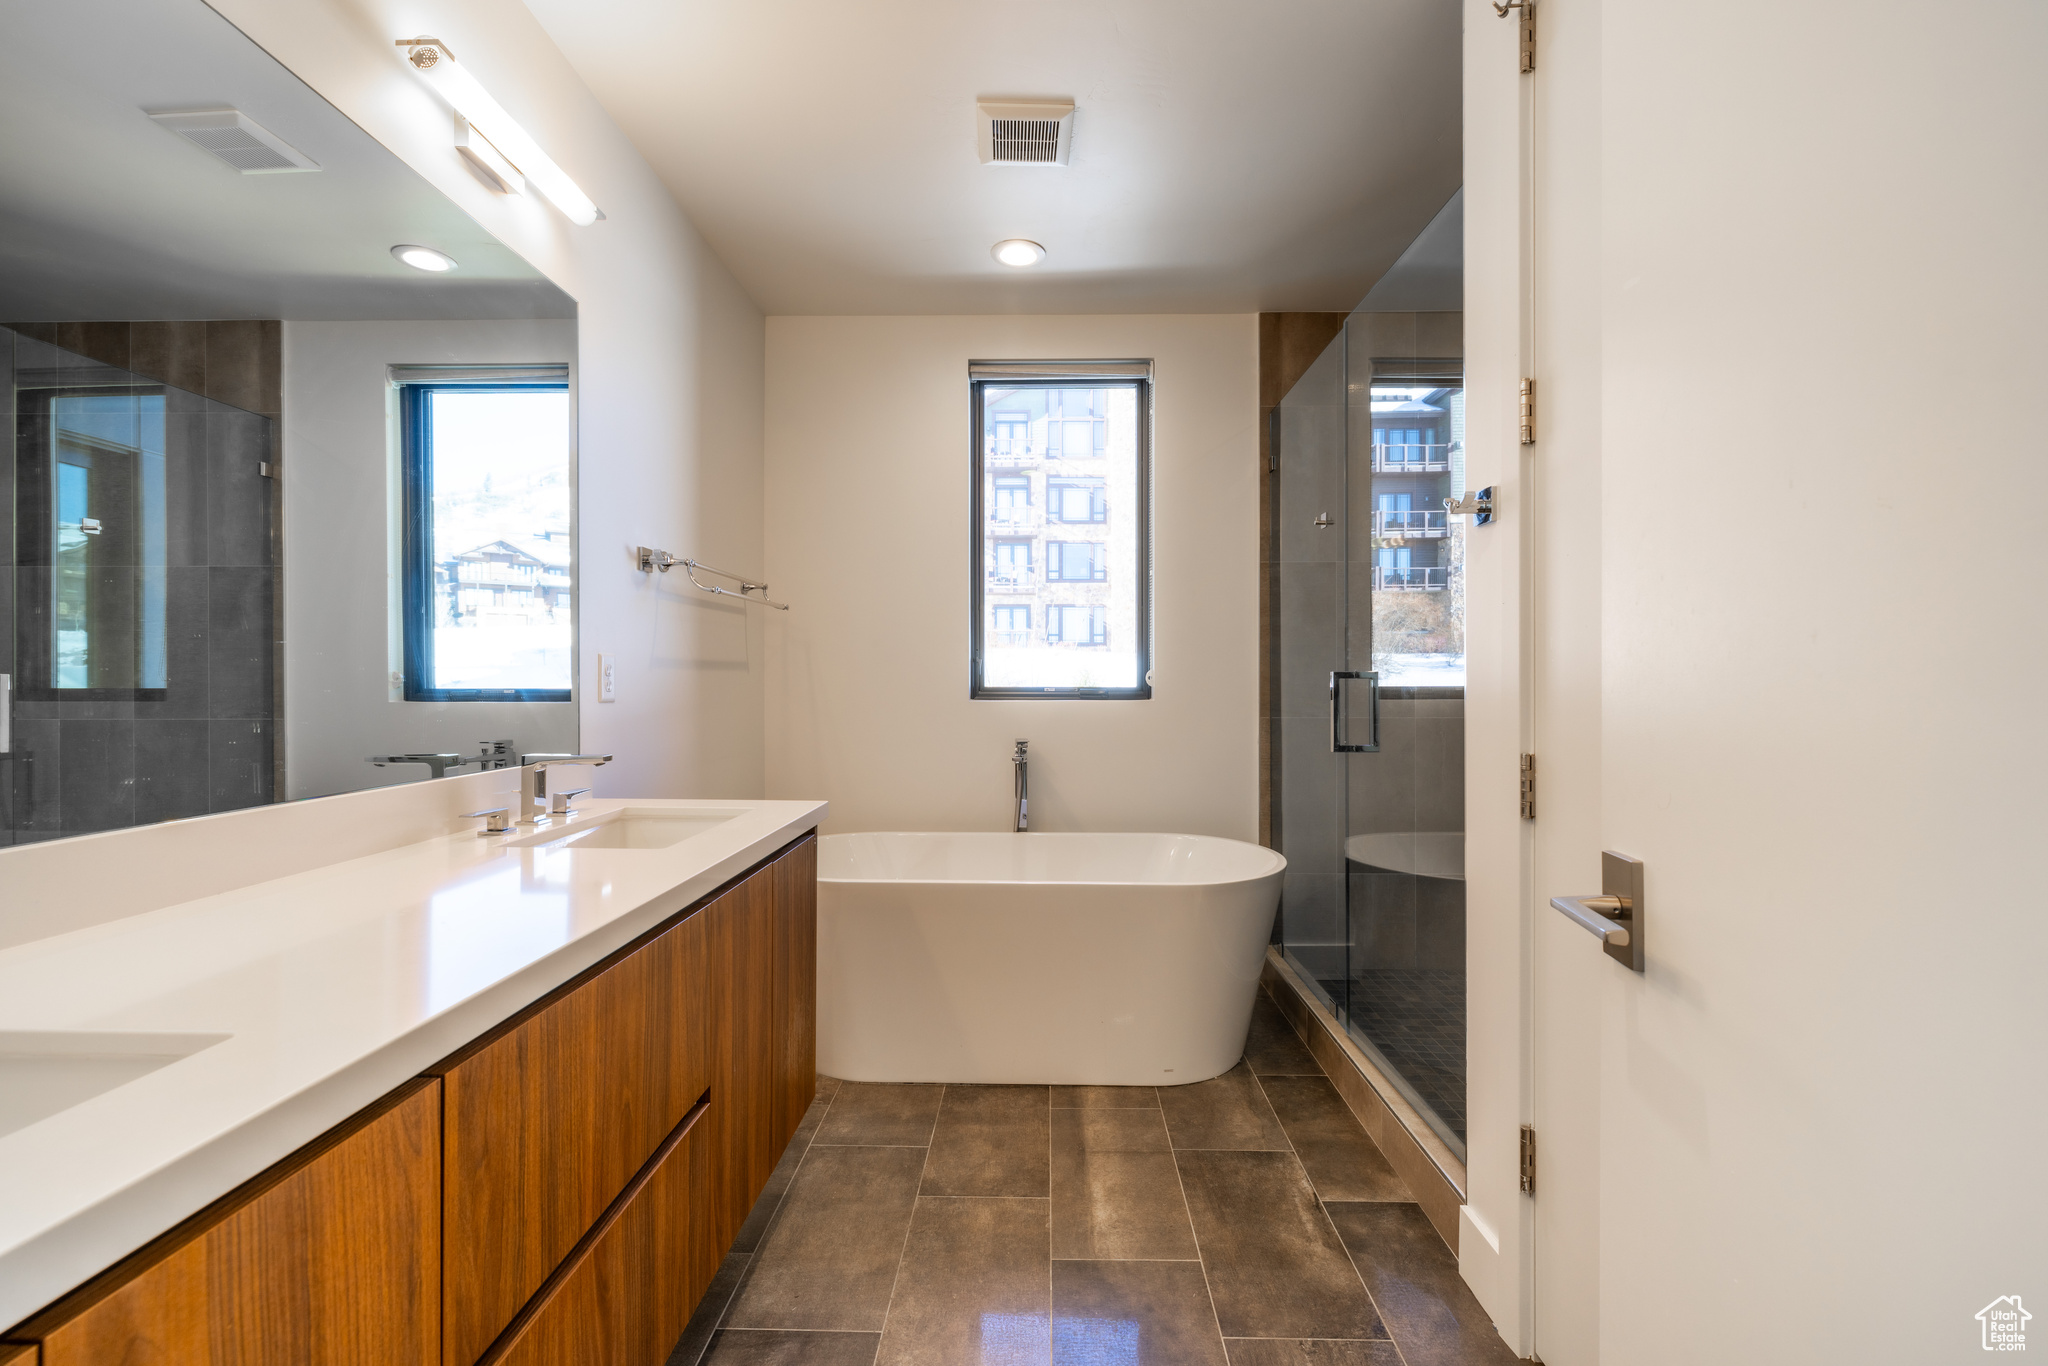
[706,860,781,1258]
[430,905,711,1366]
[4,830,818,1366]
[10,1079,440,1366]
[481,1100,713,1366]
[772,836,819,1148]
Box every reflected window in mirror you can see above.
[19,386,171,700]
[400,381,572,701]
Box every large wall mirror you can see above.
[0,0,580,844]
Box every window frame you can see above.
[970,370,1151,700]
[400,380,573,703]
[1045,540,1109,582]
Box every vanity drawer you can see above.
[482,1100,713,1366]
[432,898,715,1366]
[772,835,819,1147]
[10,1080,439,1366]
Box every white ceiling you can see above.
[521,0,1461,315]
[0,0,573,321]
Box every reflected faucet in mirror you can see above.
[519,753,614,824]
[368,752,480,781]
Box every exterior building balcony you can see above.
[988,571,1036,594]
[1374,565,1448,591]
[990,630,1033,648]
[1372,509,1450,537]
[987,445,1040,465]
[1372,442,1453,473]
[989,512,1040,534]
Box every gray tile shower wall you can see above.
[3,325,279,842]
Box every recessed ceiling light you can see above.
[391,244,457,273]
[992,239,1046,268]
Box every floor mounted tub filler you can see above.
[817,832,1286,1085]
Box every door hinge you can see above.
[1519,753,1536,819]
[1518,377,1536,445]
[259,460,274,478]
[1494,0,1536,73]
[1520,1124,1537,1194]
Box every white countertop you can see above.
[0,796,826,1329]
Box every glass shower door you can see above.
[1274,331,1351,1001]
[1276,309,1468,1162]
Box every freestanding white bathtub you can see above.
[817,832,1286,1086]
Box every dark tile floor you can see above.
[667,986,1519,1366]
[1319,970,1467,1143]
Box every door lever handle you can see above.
[1550,894,1630,945]
[1549,851,1646,970]
[1444,487,1496,525]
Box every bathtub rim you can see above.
[817,830,1286,890]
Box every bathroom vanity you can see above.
[0,795,824,1366]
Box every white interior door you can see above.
[1468,1,2048,1361]
[1525,0,1605,1359]
[1460,1,1606,1360]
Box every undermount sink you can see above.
[510,807,746,851]
[0,1031,230,1141]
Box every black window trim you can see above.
[400,380,572,703]
[970,370,1151,700]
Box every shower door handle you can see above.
[1330,671,1379,753]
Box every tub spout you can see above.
[1012,739,1029,832]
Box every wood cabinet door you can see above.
[482,1101,712,1366]
[704,864,779,1260]
[432,907,710,1366]
[19,1080,440,1366]
[772,835,818,1149]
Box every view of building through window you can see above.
[1369,380,1466,687]
[976,381,1145,692]
[416,387,572,695]
[49,392,167,693]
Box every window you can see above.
[1045,604,1108,646]
[1047,478,1107,522]
[971,362,1149,698]
[992,475,1032,526]
[401,379,572,701]
[990,538,1034,589]
[1046,541,1108,582]
[24,388,169,699]
[992,604,1032,647]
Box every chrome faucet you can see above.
[518,752,614,823]
[1012,739,1029,833]
[368,752,479,780]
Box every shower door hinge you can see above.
[1494,0,1536,73]
[1520,1124,1537,1193]
[1518,378,1537,445]
[259,461,275,478]
[1520,753,1536,819]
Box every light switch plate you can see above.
[598,653,616,702]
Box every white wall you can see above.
[280,319,578,800]
[764,316,1256,838]
[1462,0,2048,1360]
[211,0,767,801]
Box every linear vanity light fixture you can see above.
[636,548,790,610]
[396,37,601,226]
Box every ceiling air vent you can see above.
[977,100,1074,166]
[146,107,320,174]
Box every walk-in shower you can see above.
[1272,292,1468,1159]
[2,326,277,842]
